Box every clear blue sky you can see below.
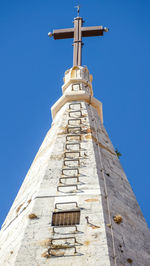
[0,0,150,228]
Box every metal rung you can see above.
[65,142,81,151]
[59,176,79,183]
[57,184,78,188]
[62,168,79,175]
[55,202,78,209]
[67,126,89,135]
[69,102,82,110]
[57,184,78,192]
[68,118,82,126]
[68,110,82,114]
[66,135,82,142]
[48,246,77,256]
[67,126,82,134]
[52,225,78,233]
[64,151,81,159]
[63,159,80,167]
[51,236,78,244]
[69,110,82,118]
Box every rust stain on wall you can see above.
[85,135,92,140]
[58,125,68,135]
[50,154,64,160]
[50,250,65,256]
[85,198,99,202]
[39,239,51,248]
[84,240,90,246]
[41,251,51,258]
[16,203,24,213]
[86,128,92,133]
[91,225,100,229]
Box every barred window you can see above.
[52,210,80,226]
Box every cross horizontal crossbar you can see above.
[49,16,108,66]
[53,28,74,39]
[53,26,105,40]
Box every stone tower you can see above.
[0,14,150,266]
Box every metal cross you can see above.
[48,14,108,66]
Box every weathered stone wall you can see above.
[0,66,149,266]
[86,104,150,266]
[0,100,111,266]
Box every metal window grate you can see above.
[52,210,80,226]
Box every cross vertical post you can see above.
[73,17,83,66]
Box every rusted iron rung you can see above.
[59,176,79,183]
[62,168,79,175]
[67,126,82,134]
[63,159,80,167]
[64,151,81,159]
[65,142,81,150]
[57,184,78,192]
[68,110,82,118]
[66,134,82,141]
[52,224,78,233]
[55,202,78,209]
[50,236,78,244]
[69,102,82,110]
[68,118,82,125]
[48,246,77,255]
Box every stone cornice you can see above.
[62,78,93,96]
[51,91,103,124]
